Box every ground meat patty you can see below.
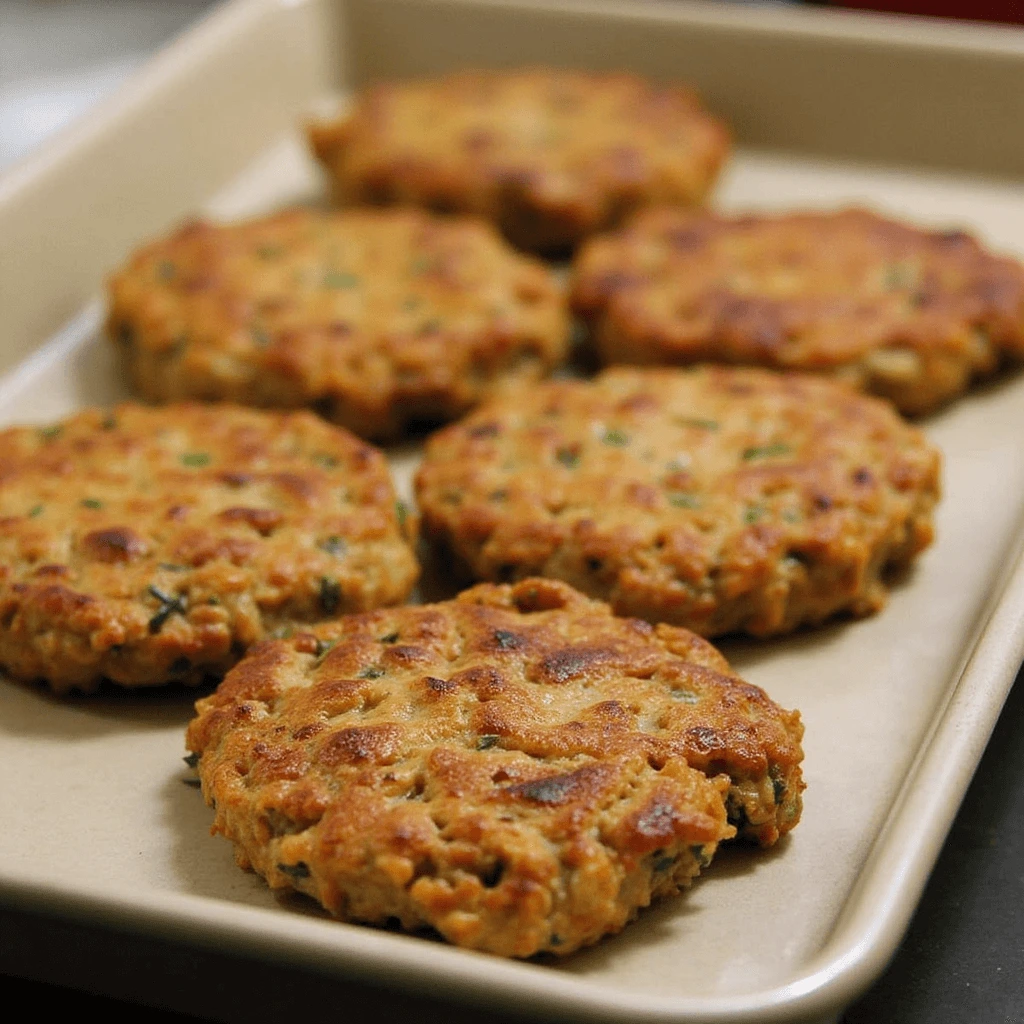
[570,207,1024,414]
[308,69,730,253]
[107,207,568,439]
[186,578,802,957]
[0,403,418,692]
[415,366,940,638]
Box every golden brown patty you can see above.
[415,367,940,638]
[570,207,1024,414]
[0,404,417,693]
[308,69,729,252]
[186,578,803,957]
[106,207,568,439]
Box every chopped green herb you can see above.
[100,415,118,431]
[782,509,801,523]
[556,447,580,469]
[276,861,311,880]
[180,452,210,468]
[602,428,630,446]
[668,493,700,509]
[319,576,342,615]
[207,596,220,605]
[270,625,295,640]
[358,666,385,679]
[147,585,188,634]
[324,270,359,289]
[672,688,701,704]
[652,852,676,873]
[883,262,915,290]
[181,777,202,789]
[250,325,272,348]
[38,425,62,442]
[419,317,443,334]
[159,562,187,572]
[255,244,283,260]
[409,256,433,275]
[395,500,409,527]
[742,443,792,461]
[318,535,347,556]
[743,504,766,524]
[675,417,719,431]
[690,844,713,869]
[402,296,422,311]
[183,752,201,769]
[380,631,399,644]
[314,637,337,660]
[477,734,500,750]
[157,260,176,281]
[312,453,338,469]
[27,504,43,518]
[81,498,103,510]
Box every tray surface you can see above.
[3,3,1024,1021]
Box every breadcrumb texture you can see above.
[308,69,730,252]
[186,578,803,957]
[0,404,418,692]
[571,207,1024,414]
[416,366,940,638]
[107,207,568,439]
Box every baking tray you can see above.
[3,1,1024,1021]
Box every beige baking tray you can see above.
[3,1,1024,1021]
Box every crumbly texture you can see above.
[107,207,568,439]
[0,404,418,693]
[415,367,940,638]
[570,207,1024,414]
[186,578,803,957]
[308,69,730,253]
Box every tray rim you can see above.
[3,0,1024,1020]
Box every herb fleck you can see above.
[668,493,700,509]
[419,317,443,335]
[675,417,719,430]
[602,428,630,446]
[556,447,580,469]
[358,666,385,679]
[38,425,62,442]
[250,325,272,348]
[652,852,676,873]
[81,498,103,509]
[180,452,210,468]
[101,415,118,431]
[742,443,792,461]
[27,504,43,518]
[493,629,524,650]
[255,244,283,260]
[319,576,342,615]
[691,844,713,869]
[318,535,347,556]
[147,586,188,634]
[277,862,311,880]
[183,752,201,769]
[324,270,359,289]
[395,500,409,527]
[380,631,399,644]
[410,256,434,275]
[312,453,338,469]
[477,734,500,750]
[314,637,337,660]
[157,260,176,281]
[672,688,701,704]
[743,504,766,524]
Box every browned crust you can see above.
[308,69,730,252]
[415,366,940,638]
[106,207,568,440]
[570,207,1024,414]
[187,578,803,957]
[0,403,418,692]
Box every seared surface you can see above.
[107,207,567,439]
[309,69,729,252]
[186,578,803,957]
[571,207,1024,414]
[416,366,940,637]
[0,403,417,692]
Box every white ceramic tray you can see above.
[3,2,1024,1021]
